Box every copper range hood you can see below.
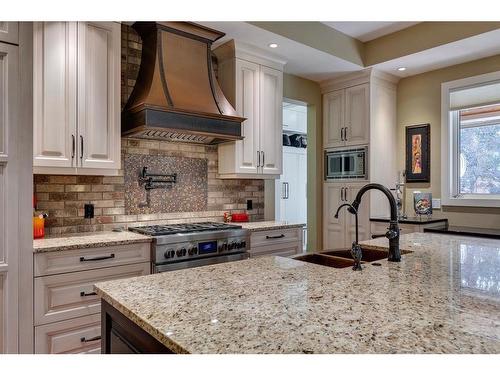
[122,22,244,144]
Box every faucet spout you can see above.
[350,183,401,262]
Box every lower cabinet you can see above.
[33,243,151,353]
[248,227,303,258]
[323,182,370,250]
[35,314,101,354]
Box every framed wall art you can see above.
[405,123,430,183]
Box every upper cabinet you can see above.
[33,22,121,175]
[214,41,285,179]
[0,22,18,45]
[323,83,369,148]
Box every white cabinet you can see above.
[33,22,77,169]
[0,22,18,45]
[323,183,370,250]
[33,22,121,175]
[323,83,369,148]
[33,243,151,353]
[77,22,121,170]
[279,147,307,225]
[215,41,285,179]
[248,227,303,258]
[323,90,344,148]
[283,101,307,134]
[259,66,283,175]
[0,40,19,353]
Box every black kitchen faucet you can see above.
[335,183,401,267]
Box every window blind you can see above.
[449,80,500,110]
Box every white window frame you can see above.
[441,71,500,208]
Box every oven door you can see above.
[153,252,249,273]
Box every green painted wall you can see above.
[283,73,322,251]
[397,54,500,229]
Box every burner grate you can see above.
[129,222,242,236]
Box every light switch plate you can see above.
[432,198,441,209]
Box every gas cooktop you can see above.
[128,222,243,236]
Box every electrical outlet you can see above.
[84,203,95,219]
[247,199,253,210]
[432,199,441,209]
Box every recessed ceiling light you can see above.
[268,43,278,48]
[397,67,407,71]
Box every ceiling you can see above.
[373,28,500,77]
[322,22,419,42]
[199,22,362,81]
[198,21,500,82]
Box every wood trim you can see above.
[101,300,173,354]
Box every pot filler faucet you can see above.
[335,183,401,265]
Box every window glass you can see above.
[459,104,500,195]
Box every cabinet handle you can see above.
[80,135,84,160]
[80,291,97,297]
[71,135,75,159]
[261,151,265,167]
[80,335,101,343]
[79,254,115,262]
[266,234,285,239]
[340,187,344,201]
[341,127,345,141]
[257,151,261,167]
[344,127,348,141]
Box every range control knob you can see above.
[220,243,228,251]
[241,241,246,248]
[188,247,198,255]
[176,248,187,257]
[228,242,236,250]
[164,249,175,258]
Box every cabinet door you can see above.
[344,83,369,146]
[323,90,345,148]
[323,184,346,250]
[33,22,77,168]
[259,66,283,175]
[234,58,260,174]
[77,22,120,170]
[0,22,18,45]
[345,184,371,244]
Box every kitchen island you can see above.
[94,232,500,354]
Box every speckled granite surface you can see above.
[94,232,500,353]
[239,221,305,232]
[33,231,151,253]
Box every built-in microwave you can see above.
[325,147,368,180]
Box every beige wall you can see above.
[397,54,500,229]
[283,73,322,251]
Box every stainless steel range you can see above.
[128,222,249,273]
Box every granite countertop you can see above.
[239,221,305,232]
[94,232,500,354]
[33,231,152,253]
[424,225,500,240]
[370,216,448,224]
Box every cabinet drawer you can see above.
[250,228,302,248]
[34,262,150,325]
[35,314,101,354]
[34,242,151,276]
[249,242,302,258]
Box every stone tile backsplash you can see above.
[33,24,264,235]
[34,139,264,235]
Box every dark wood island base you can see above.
[101,300,174,354]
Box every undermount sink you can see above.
[294,253,355,268]
[322,248,389,262]
[294,248,414,269]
